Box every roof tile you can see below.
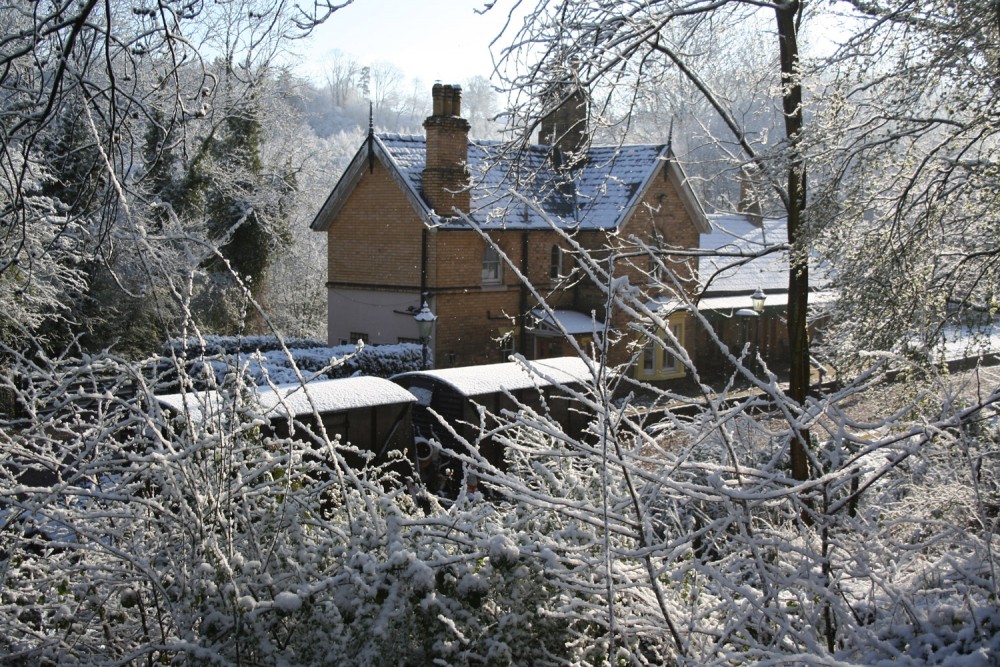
[379,134,668,230]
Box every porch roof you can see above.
[530,309,604,335]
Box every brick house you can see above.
[311,83,726,377]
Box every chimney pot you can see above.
[432,83,444,116]
[445,86,455,116]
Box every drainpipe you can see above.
[421,225,428,300]
[519,230,529,356]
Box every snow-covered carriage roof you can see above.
[311,133,709,233]
[156,376,415,422]
[391,356,592,398]
[255,377,416,417]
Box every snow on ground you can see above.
[940,321,1000,361]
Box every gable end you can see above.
[310,136,432,232]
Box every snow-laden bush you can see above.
[161,336,424,387]
[3,339,998,665]
[163,335,330,355]
[0,351,592,665]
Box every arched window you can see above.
[482,245,501,284]
[549,244,563,280]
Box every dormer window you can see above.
[482,245,502,284]
[550,245,563,280]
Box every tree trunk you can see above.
[776,0,811,482]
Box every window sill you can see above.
[636,367,686,381]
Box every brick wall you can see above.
[430,230,526,367]
[327,160,423,288]
[433,289,521,367]
[428,162,704,370]
[569,164,704,368]
[328,157,706,371]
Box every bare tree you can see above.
[463,75,502,139]
[809,0,1000,363]
[462,1,1000,661]
[322,51,364,109]
[0,0,354,350]
[368,61,404,127]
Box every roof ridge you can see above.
[378,132,424,141]
[379,132,669,152]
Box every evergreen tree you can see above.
[160,82,295,334]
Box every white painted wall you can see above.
[327,288,436,349]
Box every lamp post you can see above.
[751,287,766,370]
[414,301,436,370]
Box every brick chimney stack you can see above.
[423,84,471,215]
[539,87,588,162]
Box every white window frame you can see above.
[550,244,563,281]
[482,245,502,284]
[641,340,655,374]
[636,315,686,380]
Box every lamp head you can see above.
[751,287,766,314]
[414,301,437,339]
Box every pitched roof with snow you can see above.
[697,213,833,310]
[392,356,592,398]
[311,134,709,233]
[699,215,791,295]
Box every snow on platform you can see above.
[696,290,838,312]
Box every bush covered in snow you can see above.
[162,335,424,387]
[3,332,999,666]
[2,343,999,665]
[163,335,331,355]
